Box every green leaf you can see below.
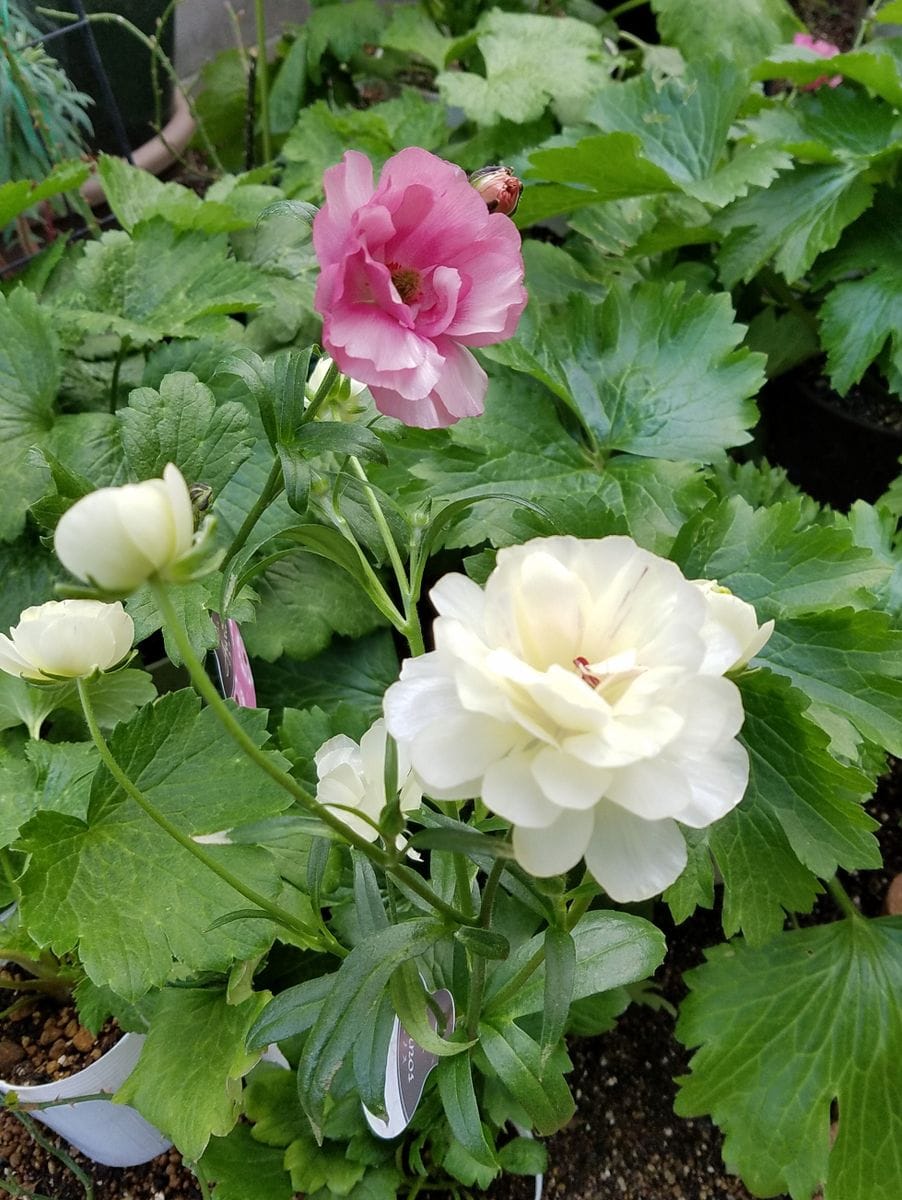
[716,164,874,286]
[353,852,389,938]
[247,975,335,1049]
[51,220,271,344]
[0,740,96,848]
[453,926,510,960]
[0,160,90,228]
[586,58,791,206]
[0,535,58,632]
[737,668,879,881]
[756,610,902,757]
[540,928,576,1068]
[126,580,219,668]
[389,961,470,1058]
[381,5,453,70]
[96,156,251,234]
[436,10,612,127]
[18,691,294,998]
[485,911,665,1020]
[497,1136,547,1176]
[255,631,397,719]
[285,1133,366,1196]
[670,497,891,620]
[242,550,386,662]
[201,1121,293,1200]
[675,918,902,1200]
[651,0,802,68]
[57,669,158,730]
[398,370,709,554]
[118,372,254,494]
[820,266,902,395]
[745,86,902,165]
[478,1022,574,1136]
[754,38,902,107]
[484,286,762,460]
[297,919,446,1138]
[352,988,396,1117]
[0,289,58,541]
[117,987,270,1161]
[305,0,387,81]
[521,132,677,224]
[437,1053,498,1169]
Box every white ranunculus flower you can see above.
[54,464,195,592]
[314,719,422,844]
[693,579,775,673]
[0,599,134,681]
[384,535,773,903]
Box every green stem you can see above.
[826,875,860,920]
[109,335,130,413]
[465,857,507,1038]
[13,1112,94,1200]
[759,267,820,337]
[192,1160,212,1200]
[10,1091,124,1112]
[253,0,272,163]
[151,582,475,928]
[220,457,284,576]
[606,0,649,19]
[219,359,340,593]
[76,677,330,948]
[487,876,596,1016]
[347,455,425,657]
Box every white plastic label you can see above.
[363,987,455,1139]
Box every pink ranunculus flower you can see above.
[792,32,843,90]
[313,148,528,429]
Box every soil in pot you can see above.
[756,371,902,509]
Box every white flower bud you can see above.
[54,464,195,592]
[306,356,366,403]
[0,599,134,681]
[694,580,774,673]
[314,719,421,845]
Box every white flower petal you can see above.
[530,747,611,811]
[384,654,460,740]
[482,753,561,828]
[512,807,594,877]
[672,740,749,828]
[408,713,518,798]
[584,803,687,902]
[430,572,486,628]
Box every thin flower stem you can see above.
[465,857,507,1038]
[347,455,425,657]
[13,1112,94,1200]
[606,0,649,19]
[488,875,597,1015]
[253,0,272,164]
[108,335,130,413]
[826,875,860,920]
[220,457,284,576]
[150,582,475,928]
[76,677,330,948]
[219,359,339,588]
[9,1091,122,1111]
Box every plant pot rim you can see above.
[0,1029,171,1166]
[80,87,196,207]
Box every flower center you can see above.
[388,262,422,305]
[573,650,643,703]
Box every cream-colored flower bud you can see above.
[54,464,195,592]
[306,356,367,403]
[314,719,421,845]
[694,580,775,674]
[0,599,134,681]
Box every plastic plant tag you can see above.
[211,614,257,707]
[363,987,455,1139]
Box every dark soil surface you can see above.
[788,0,867,47]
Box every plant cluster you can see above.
[0,2,901,1199]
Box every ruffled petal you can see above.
[584,803,687,902]
[512,807,594,877]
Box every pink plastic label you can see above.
[211,615,257,708]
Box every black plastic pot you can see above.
[757,373,902,509]
[33,0,174,155]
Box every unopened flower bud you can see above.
[306,356,366,404]
[0,599,134,681]
[54,463,196,593]
[468,165,523,217]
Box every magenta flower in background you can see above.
[313,148,527,428]
[792,32,843,89]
